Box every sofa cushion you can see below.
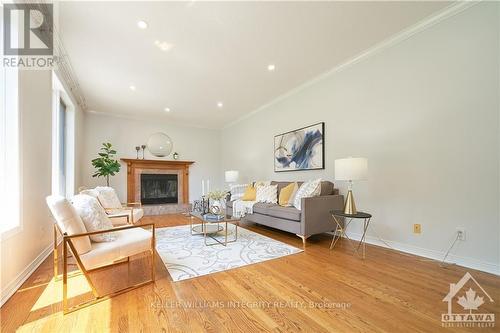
[271,181,334,196]
[319,181,334,196]
[266,205,301,222]
[80,227,152,270]
[252,202,275,215]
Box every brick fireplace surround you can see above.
[121,159,194,215]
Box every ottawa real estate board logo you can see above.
[442,272,495,328]
[3,3,55,69]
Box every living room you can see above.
[1,1,499,332]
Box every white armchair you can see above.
[46,195,155,314]
[80,187,144,225]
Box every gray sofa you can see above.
[226,181,344,244]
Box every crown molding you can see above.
[223,0,481,130]
[85,110,219,131]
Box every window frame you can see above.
[52,72,76,197]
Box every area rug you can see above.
[155,224,303,281]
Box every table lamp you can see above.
[334,157,368,214]
[225,170,239,183]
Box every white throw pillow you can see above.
[71,194,117,242]
[80,188,99,198]
[256,185,278,204]
[229,183,248,201]
[94,186,122,209]
[253,180,271,187]
[293,179,322,210]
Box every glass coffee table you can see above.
[189,212,240,246]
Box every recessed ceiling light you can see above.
[129,85,136,91]
[267,64,276,71]
[217,102,223,108]
[137,20,148,29]
[164,107,171,112]
[154,40,173,52]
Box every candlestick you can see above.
[202,180,205,196]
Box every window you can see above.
[52,73,75,197]
[58,98,67,196]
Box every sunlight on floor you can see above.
[30,274,92,311]
[16,298,112,333]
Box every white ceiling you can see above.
[59,1,450,129]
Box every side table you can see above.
[330,210,372,259]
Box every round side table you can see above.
[330,210,372,259]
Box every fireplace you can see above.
[121,159,194,215]
[140,174,178,204]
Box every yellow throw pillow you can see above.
[279,182,298,206]
[242,186,257,201]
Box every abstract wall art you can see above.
[274,122,325,172]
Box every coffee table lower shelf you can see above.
[190,213,240,246]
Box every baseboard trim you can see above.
[343,231,500,276]
[0,241,55,307]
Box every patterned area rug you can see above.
[155,224,303,281]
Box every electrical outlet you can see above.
[456,227,466,241]
[413,224,422,234]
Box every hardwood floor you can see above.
[1,214,499,332]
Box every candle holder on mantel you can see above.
[135,146,140,159]
[141,145,146,159]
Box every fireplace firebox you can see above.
[140,174,178,204]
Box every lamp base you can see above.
[344,190,357,215]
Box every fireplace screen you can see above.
[140,174,178,204]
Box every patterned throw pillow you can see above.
[71,194,117,242]
[229,183,249,201]
[256,185,278,204]
[293,179,322,210]
[279,182,299,207]
[253,180,271,187]
[94,186,122,209]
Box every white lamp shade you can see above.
[335,158,368,181]
[225,170,239,182]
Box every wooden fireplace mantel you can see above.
[121,159,194,204]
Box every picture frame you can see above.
[274,122,325,172]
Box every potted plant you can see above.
[91,143,120,186]
[207,189,228,214]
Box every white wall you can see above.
[82,113,222,202]
[1,70,53,303]
[221,3,500,274]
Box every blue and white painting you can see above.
[274,122,325,172]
